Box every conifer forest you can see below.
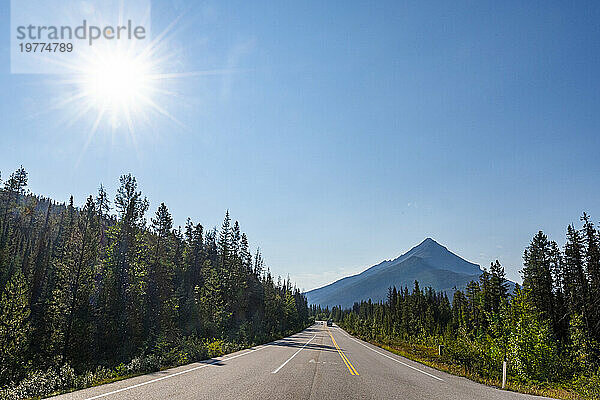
[314,218,600,398]
[0,166,309,398]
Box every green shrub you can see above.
[179,336,208,362]
[0,364,82,400]
[126,354,164,374]
[443,337,502,379]
[573,369,600,400]
[206,339,225,357]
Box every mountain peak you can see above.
[420,237,439,246]
[306,238,486,307]
[392,238,479,275]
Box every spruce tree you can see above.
[0,270,30,383]
[489,260,508,313]
[147,203,175,338]
[522,231,555,324]
[54,196,98,365]
[581,213,600,340]
[564,224,590,333]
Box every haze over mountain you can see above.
[306,238,501,308]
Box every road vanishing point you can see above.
[53,323,554,400]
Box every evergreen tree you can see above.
[563,224,588,329]
[218,210,232,268]
[105,174,149,357]
[522,231,555,324]
[95,184,111,245]
[53,196,98,365]
[0,166,29,294]
[581,213,600,340]
[489,260,508,313]
[0,271,30,384]
[147,203,175,339]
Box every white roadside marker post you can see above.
[502,360,507,389]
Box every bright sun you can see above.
[84,54,150,114]
[56,24,225,144]
[78,49,156,129]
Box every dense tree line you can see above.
[0,166,309,390]
[330,218,600,389]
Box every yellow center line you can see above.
[327,327,359,376]
[331,331,358,376]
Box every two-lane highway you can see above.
[53,324,554,400]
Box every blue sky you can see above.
[1,1,599,290]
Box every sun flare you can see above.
[52,17,231,152]
[75,47,157,130]
[82,53,151,117]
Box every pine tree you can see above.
[0,270,30,383]
[522,231,555,324]
[479,267,492,315]
[562,223,591,347]
[465,280,481,335]
[253,248,264,277]
[95,184,111,245]
[240,233,252,273]
[218,210,232,268]
[107,174,149,357]
[54,196,99,364]
[581,213,600,340]
[0,166,29,293]
[147,203,175,338]
[489,260,508,313]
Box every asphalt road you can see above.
[52,323,555,400]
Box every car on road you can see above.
[327,319,333,326]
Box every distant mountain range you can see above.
[305,238,512,308]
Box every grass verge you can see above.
[341,331,584,400]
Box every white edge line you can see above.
[84,346,266,400]
[338,328,444,382]
[271,334,317,374]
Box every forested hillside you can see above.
[322,220,600,398]
[0,166,309,398]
